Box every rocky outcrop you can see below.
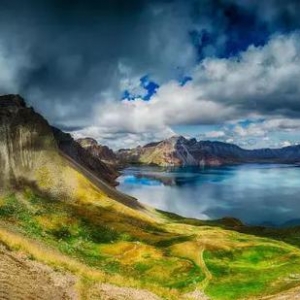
[0,95,58,188]
[76,137,119,166]
[118,136,183,166]
[53,130,119,186]
[117,135,300,167]
[0,94,118,191]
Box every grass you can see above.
[1,190,300,299]
[204,244,300,299]
[0,191,204,297]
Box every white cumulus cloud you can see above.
[72,32,300,149]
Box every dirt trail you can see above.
[197,246,212,291]
[87,283,161,300]
[0,244,77,300]
[182,244,212,300]
[0,242,162,300]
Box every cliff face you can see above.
[76,138,119,166]
[0,95,58,188]
[118,136,183,166]
[117,136,300,167]
[53,131,119,186]
[0,94,118,193]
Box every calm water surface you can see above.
[117,164,300,226]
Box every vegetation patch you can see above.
[204,245,300,299]
[2,190,300,299]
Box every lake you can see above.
[117,164,300,226]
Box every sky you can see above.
[1,0,300,149]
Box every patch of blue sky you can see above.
[140,75,159,100]
[122,75,159,101]
[238,118,265,127]
[122,73,192,102]
[121,90,136,101]
[225,118,266,131]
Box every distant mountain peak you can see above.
[118,135,300,167]
[77,137,98,147]
[76,137,118,165]
[163,135,188,144]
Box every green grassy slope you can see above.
[1,188,300,300]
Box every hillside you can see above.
[117,136,300,167]
[1,95,300,299]
[77,137,119,166]
[53,129,119,186]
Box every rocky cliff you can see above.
[117,135,300,167]
[0,94,118,193]
[0,94,58,189]
[53,130,118,186]
[76,137,119,166]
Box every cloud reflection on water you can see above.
[117,165,300,226]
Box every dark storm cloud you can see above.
[0,0,153,125]
[0,0,300,129]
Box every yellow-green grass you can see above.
[0,192,202,297]
[0,224,180,299]
[1,191,300,299]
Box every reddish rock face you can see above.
[117,136,225,167]
[76,138,119,165]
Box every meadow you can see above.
[1,189,300,299]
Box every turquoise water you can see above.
[117,164,300,226]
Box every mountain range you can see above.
[2,94,300,300]
[117,136,300,167]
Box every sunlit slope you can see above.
[1,190,300,300]
[1,96,300,299]
[0,95,154,219]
